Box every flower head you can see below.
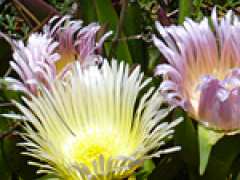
[6,16,111,95]
[43,16,112,71]
[153,8,240,131]
[15,60,181,179]
[6,33,59,95]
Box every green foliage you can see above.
[1,0,240,179]
[174,109,199,180]
[46,0,74,14]
[178,0,192,23]
[0,2,30,38]
[136,160,156,179]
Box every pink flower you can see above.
[6,16,112,95]
[6,33,59,95]
[153,8,240,131]
[43,16,112,70]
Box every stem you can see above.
[12,0,34,28]
[12,0,41,26]
[0,103,14,107]
[4,67,12,78]
[23,16,52,40]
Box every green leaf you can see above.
[136,159,155,180]
[79,0,97,23]
[146,47,160,74]
[174,108,199,179]
[0,38,11,76]
[228,155,240,180]
[0,142,11,180]
[0,115,13,179]
[123,2,146,66]
[149,154,184,180]
[36,174,58,180]
[193,0,204,9]
[3,136,38,179]
[201,135,240,180]
[198,125,224,175]
[93,0,133,64]
[178,0,192,24]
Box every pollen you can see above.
[72,139,114,166]
[67,130,126,168]
[56,52,76,73]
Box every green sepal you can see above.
[198,125,224,175]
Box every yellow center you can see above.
[71,139,115,167]
[66,130,128,168]
[185,68,230,119]
[63,129,142,179]
[56,50,77,73]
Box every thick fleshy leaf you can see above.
[0,146,11,180]
[178,0,192,23]
[123,2,146,66]
[0,38,12,76]
[228,155,240,180]
[202,134,240,180]
[0,118,12,180]
[3,136,38,179]
[149,154,184,180]
[174,108,199,178]
[94,0,133,64]
[136,159,155,180]
[36,174,58,180]
[79,0,97,23]
[198,125,224,175]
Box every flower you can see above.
[153,8,240,132]
[43,16,112,71]
[5,33,59,95]
[15,60,182,179]
[6,16,112,95]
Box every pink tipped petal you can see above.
[155,64,182,83]
[155,22,177,51]
[160,80,178,92]
[95,31,113,53]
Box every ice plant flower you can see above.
[5,33,59,95]
[15,60,182,179]
[43,16,112,71]
[153,8,240,132]
[5,16,111,95]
